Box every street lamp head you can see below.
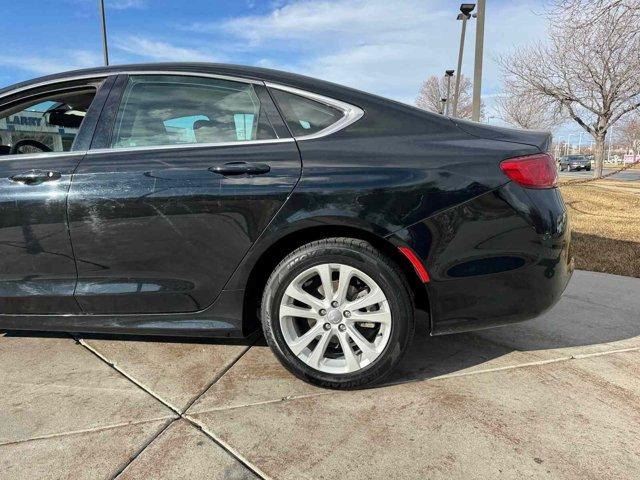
[460,3,476,15]
[445,70,455,77]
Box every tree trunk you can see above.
[593,133,606,178]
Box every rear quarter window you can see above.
[270,89,343,137]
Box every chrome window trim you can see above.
[118,71,263,85]
[0,151,86,162]
[1,72,279,159]
[264,82,364,140]
[0,74,110,102]
[1,70,364,159]
[0,71,263,102]
[0,138,296,162]
[86,138,295,156]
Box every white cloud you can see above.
[0,36,219,79]
[189,0,549,105]
[193,0,437,46]
[66,0,147,10]
[112,36,218,62]
[0,50,102,76]
[108,0,147,9]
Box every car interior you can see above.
[0,88,96,156]
[111,79,277,148]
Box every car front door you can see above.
[0,76,112,314]
[67,73,301,314]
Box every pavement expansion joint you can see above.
[72,335,266,480]
[188,344,640,416]
[60,331,639,480]
[0,416,176,447]
[112,418,176,479]
[184,414,273,480]
[77,338,183,415]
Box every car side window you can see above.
[0,89,96,156]
[110,75,278,148]
[269,89,343,137]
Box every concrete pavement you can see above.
[1,270,639,479]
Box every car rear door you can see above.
[0,75,113,314]
[67,72,301,314]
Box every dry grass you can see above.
[559,180,640,278]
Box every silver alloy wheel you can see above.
[279,263,392,374]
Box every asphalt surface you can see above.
[559,167,640,181]
[1,269,639,479]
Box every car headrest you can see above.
[193,119,214,130]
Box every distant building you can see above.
[0,107,78,151]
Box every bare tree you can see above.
[498,0,640,177]
[551,0,640,27]
[416,74,474,119]
[495,84,564,131]
[618,113,640,161]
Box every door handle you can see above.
[209,162,271,176]
[10,169,62,185]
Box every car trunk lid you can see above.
[450,118,552,152]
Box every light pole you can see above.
[577,131,583,154]
[471,0,485,122]
[99,0,110,66]
[440,98,447,115]
[444,70,454,116]
[565,133,575,155]
[452,4,475,118]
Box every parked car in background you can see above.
[0,63,573,388]
[559,155,592,171]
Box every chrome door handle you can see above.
[10,170,62,185]
[209,162,271,176]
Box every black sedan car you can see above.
[0,63,572,388]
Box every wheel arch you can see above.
[241,224,430,335]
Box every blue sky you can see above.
[1,0,581,139]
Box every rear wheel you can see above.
[261,238,414,389]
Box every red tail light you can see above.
[500,153,557,189]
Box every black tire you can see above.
[586,166,591,171]
[261,237,414,389]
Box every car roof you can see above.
[0,62,374,106]
[0,62,452,130]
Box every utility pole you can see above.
[471,0,485,122]
[453,4,476,118]
[100,0,110,66]
[577,132,583,154]
[444,70,454,116]
[565,133,575,156]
